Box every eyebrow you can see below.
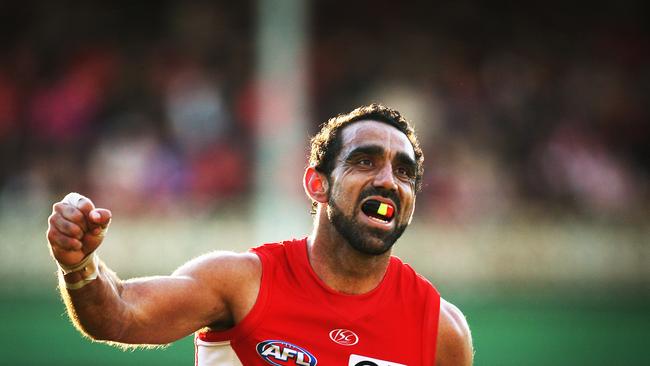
[394,151,417,171]
[344,145,417,169]
[344,145,385,161]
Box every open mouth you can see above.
[361,199,395,224]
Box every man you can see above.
[47,104,473,365]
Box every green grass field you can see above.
[2,290,648,365]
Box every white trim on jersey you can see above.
[195,338,243,366]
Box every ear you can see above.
[303,166,329,204]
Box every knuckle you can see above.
[60,207,82,222]
[72,210,85,221]
[59,219,71,230]
[63,223,79,237]
[47,230,60,244]
[66,238,81,250]
[70,225,83,238]
[58,237,75,250]
[52,218,67,231]
[53,202,67,213]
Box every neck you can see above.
[306,210,392,295]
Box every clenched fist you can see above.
[47,192,112,268]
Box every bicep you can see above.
[116,275,222,344]
[115,252,260,345]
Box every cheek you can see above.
[401,203,414,219]
[399,192,416,219]
[331,174,358,198]
[328,183,348,206]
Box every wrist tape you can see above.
[58,252,99,290]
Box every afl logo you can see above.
[256,340,317,366]
[329,329,359,346]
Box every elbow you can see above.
[75,320,125,343]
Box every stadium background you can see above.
[0,1,648,365]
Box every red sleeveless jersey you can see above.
[196,238,441,366]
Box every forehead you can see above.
[339,120,415,159]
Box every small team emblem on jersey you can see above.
[256,340,317,366]
[348,354,407,366]
[329,328,359,346]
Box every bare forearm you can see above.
[59,262,133,343]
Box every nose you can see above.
[373,162,398,191]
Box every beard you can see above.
[327,192,408,256]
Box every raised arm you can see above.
[436,298,474,366]
[46,193,261,346]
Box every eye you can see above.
[395,166,415,181]
[358,159,373,167]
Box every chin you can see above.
[337,215,407,256]
[328,199,408,256]
[349,238,395,256]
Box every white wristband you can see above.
[58,252,97,274]
[58,253,99,290]
[65,270,99,290]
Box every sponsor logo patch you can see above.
[329,328,359,346]
[256,340,317,366]
[348,354,407,366]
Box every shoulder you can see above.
[183,238,303,288]
[436,297,474,366]
[173,250,261,283]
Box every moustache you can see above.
[358,187,401,213]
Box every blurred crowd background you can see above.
[0,1,648,365]
[1,1,647,220]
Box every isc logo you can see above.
[329,329,359,346]
[348,354,406,366]
[256,340,318,366]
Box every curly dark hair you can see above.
[309,103,424,191]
